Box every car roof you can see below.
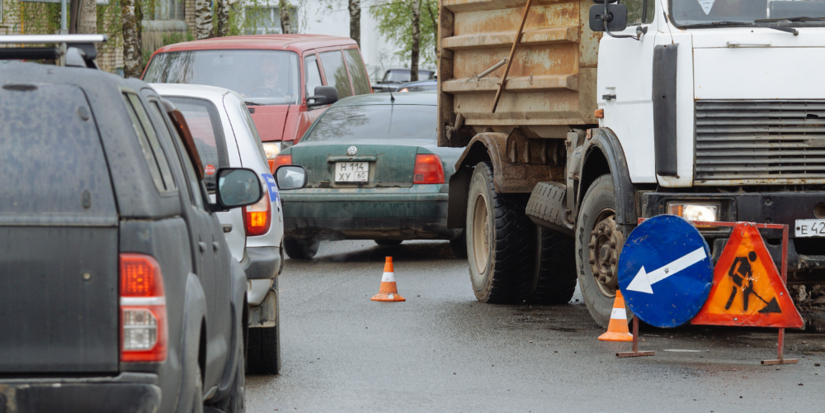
[151,83,232,101]
[399,79,438,87]
[332,91,436,107]
[155,34,357,55]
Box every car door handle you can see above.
[199,242,207,252]
[222,224,232,233]
[213,242,220,252]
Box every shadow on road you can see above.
[308,240,461,264]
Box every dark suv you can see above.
[0,62,255,413]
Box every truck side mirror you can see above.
[589,3,628,32]
[307,86,338,108]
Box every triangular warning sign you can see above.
[691,222,803,328]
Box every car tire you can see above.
[284,237,319,260]
[449,229,467,259]
[212,348,245,413]
[246,324,281,375]
[466,161,536,303]
[374,239,403,246]
[575,175,631,328]
[527,227,577,305]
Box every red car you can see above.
[142,34,373,170]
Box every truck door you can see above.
[597,0,660,184]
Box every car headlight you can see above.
[263,142,281,159]
[666,202,720,222]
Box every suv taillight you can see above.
[120,253,167,362]
[243,193,272,236]
[413,154,445,184]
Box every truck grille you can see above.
[695,100,825,182]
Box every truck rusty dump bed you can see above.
[438,0,600,147]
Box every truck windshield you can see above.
[144,50,300,106]
[671,0,825,26]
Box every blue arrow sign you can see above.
[618,215,714,328]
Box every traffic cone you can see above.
[598,290,633,342]
[371,257,405,302]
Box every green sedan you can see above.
[274,92,465,259]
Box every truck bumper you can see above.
[640,191,825,284]
[0,373,160,413]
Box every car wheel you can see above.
[246,324,281,375]
[575,175,632,327]
[465,161,535,303]
[449,229,467,259]
[527,227,577,305]
[374,239,403,246]
[212,348,245,413]
[284,236,320,259]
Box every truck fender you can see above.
[215,259,248,398]
[174,273,207,413]
[447,133,508,228]
[578,128,637,235]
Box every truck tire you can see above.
[527,227,577,305]
[284,236,319,260]
[575,175,630,328]
[466,161,536,303]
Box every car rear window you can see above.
[0,83,116,223]
[164,96,229,191]
[303,105,437,142]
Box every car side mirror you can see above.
[589,3,628,32]
[275,165,308,190]
[307,86,338,108]
[216,168,263,209]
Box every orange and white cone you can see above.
[598,290,633,342]
[371,257,405,302]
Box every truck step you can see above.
[526,182,574,236]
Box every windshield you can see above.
[144,50,300,105]
[381,70,433,83]
[672,0,825,26]
[303,105,437,142]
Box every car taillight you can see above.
[243,192,272,236]
[272,154,293,174]
[399,87,410,92]
[413,154,445,184]
[120,253,167,362]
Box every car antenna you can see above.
[389,87,395,103]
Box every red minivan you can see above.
[142,34,372,169]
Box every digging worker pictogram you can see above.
[725,251,780,313]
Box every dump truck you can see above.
[438,0,825,327]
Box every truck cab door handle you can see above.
[199,242,207,252]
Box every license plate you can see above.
[334,162,369,182]
[795,219,825,237]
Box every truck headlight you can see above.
[666,202,720,222]
[262,142,281,160]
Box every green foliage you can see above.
[369,0,438,66]
[140,30,193,66]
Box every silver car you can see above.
[153,83,285,375]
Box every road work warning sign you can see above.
[691,222,803,328]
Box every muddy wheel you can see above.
[466,161,535,303]
[284,236,319,260]
[374,239,403,246]
[575,175,631,327]
[527,227,577,305]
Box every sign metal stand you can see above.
[616,316,655,358]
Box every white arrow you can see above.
[627,247,708,294]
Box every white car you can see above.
[153,83,285,375]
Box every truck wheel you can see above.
[375,239,403,246]
[466,161,535,303]
[211,348,245,413]
[284,236,319,259]
[575,175,630,327]
[527,227,577,305]
[450,229,467,259]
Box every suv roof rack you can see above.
[0,34,108,69]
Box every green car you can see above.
[275,92,465,259]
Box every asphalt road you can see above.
[247,240,825,413]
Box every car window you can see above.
[303,105,437,142]
[155,102,207,209]
[165,96,229,192]
[624,0,653,25]
[305,54,323,98]
[122,93,176,193]
[344,49,371,95]
[319,50,353,99]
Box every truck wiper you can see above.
[687,21,799,35]
[756,16,825,23]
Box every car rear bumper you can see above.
[281,187,457,239]
[242,246,281,280]
[0,373,160,413]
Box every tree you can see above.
[195,0,213,39]
[279,0,293,34]
[217,0,231,37]
[122,0,142,77]
[409,0,419,81]
[370,0,438,67]
[69,0,96,34]
[348,0,360,46]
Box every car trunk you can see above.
[290,140,431,189]
[0,84,120,374]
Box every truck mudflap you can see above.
[249,288,277,328]
[526,182,573,236]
